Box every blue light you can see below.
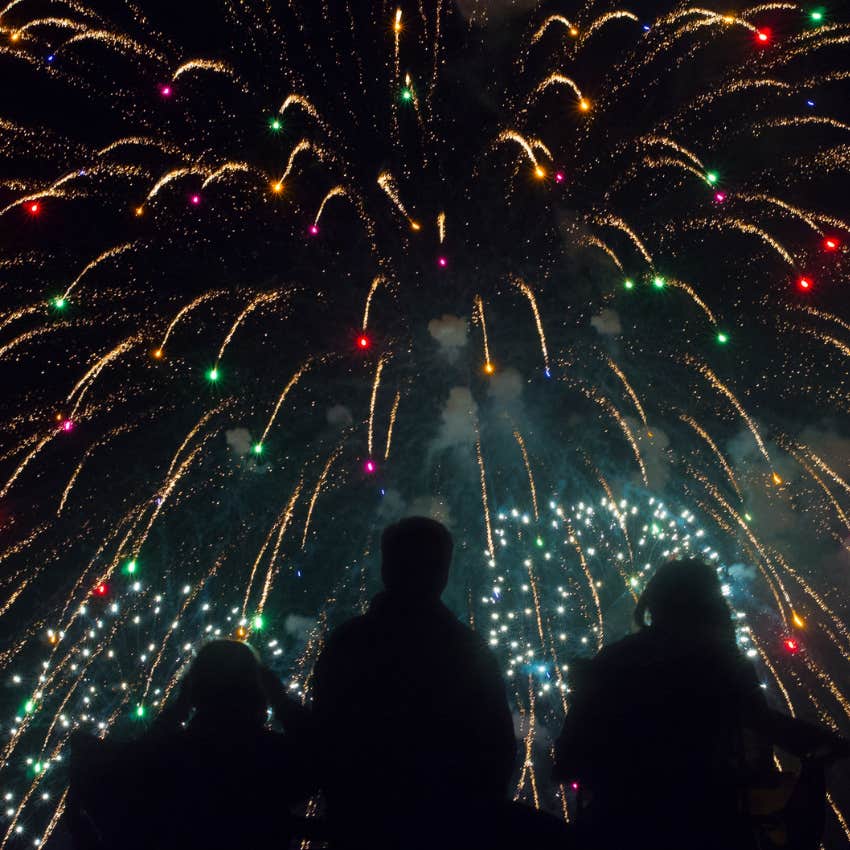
[642,23,651,31]
[806,99,815,107]
[296,570,302,578]
[544,367,552,378]
[380,488,385,495]
[46,54,55,63]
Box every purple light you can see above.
[364,459,376,473]
[437,256,447,268]
[714,191,726,203]
[61,419,73,432]
[555,171,565,183]
[160,84,172,97]
[190,194,200,205]
[309,224,319,235]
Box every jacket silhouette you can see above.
[313,517,517,849]
[553,559,847,850]
[69,639,315,850]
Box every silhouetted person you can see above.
[554,559,848,850]
[312,517,517,849]
[69,639,316,850]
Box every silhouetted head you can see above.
[381,516,453,601]
[634,559,734,642]
[187,639,265,726]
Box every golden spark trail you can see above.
[17,17,85,34]
[595,214,654,267]
[166,401,231,479]
[579,235,623,271]
[513,277,549,373]
[157,290,225,354]
[798,306,850,336]
[513,430,538,520]
[216,291,283,365]
[368,355,388,457]
[534,73,587,108]
[313,185,348,227]
[689,358,774,469]
[531,15,579,43]
[362,275,384,330]
[172,58,237,82]
[279,94,322,123]
[62,30,164,62]
[679,413,742,498]
[642,136,705,168]
[0,431,56,500]
[474,295,493,370]
[259,361,312,445]
[579,11,638,46]
[585,388,648,484]
[668,278,717,325]
[68,336,139,417]
[828,793,850,844]
[241,518,285,618]
[273,140,321,191]
[302,445,344,549]
[714,218,796,266]
[97,136,181,156]
[384,390,401,460]
[644,155,707,182]
[377,171,413,221]
[475,436,494,557]
[564,518,604,647]
[495,130,546,175]
[437,211,445,243]
[0,303,40,332]
[795,442,850,498]
[257,481,304,613]
[61,242,135,300]
[801,327,850,359]
[146,166,208,201]
[756,115,850,134]
[201,161,254,189]
[740,193,824,233]
[786,448,850,533]
[0,326,57,360]
[608,360,648,426]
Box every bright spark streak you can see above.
[384,390,401,460]
[259,361,312,445]
[513,277,549,372]
[607,360,648,426]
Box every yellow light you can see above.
[271,181,283,194]
[394,8,402,32]
[11,31,20,42]
[410,220,421,231]
[579,98,590,112]
[235,626,247,639]
[792,611,805,628]
[484,362,495,375]
[534,165,545,179]
[723,14,735,23]
[771,471,783,485]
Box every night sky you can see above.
[1,0,850,845]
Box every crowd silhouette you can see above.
[68,517,848,850]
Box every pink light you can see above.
[61,419,73,432]
[570,782,580,791]
[364,459,376,474]
[555,172,565,183]
[714,191,726,203]
[190,194,200,205]
[160,84,172,97]
[309,224,319,235]
[437,256,447,268]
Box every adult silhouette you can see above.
[69,639,315,850]
[312,516,517,849]
[554,559,848,850]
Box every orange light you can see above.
[235,626,247,639]
[152,348,163,359]
[771,471,783,485]
[10,31,20,42]
[410,220,421,231]
[569,26,579,37]
[484,362,495,375]
[579,98,590,112]
[271,181,283,194]
[134,206,144,217]
[534,165,545,179]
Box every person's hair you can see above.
[380,516,453,600]
[187,639,265,723]
[634,559,735,643]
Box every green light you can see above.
[744,513,753,522]
[207,367,219,382]
[53,297,66,309]
[624,279,634,290]
[253,615,264,630]
[705,171,718,185]
[652,276,666,289]
[809,8,823,22]
[401,88,413,102]
[252,443,263,455]
[125,559,137,574]
[33,762,42,774]
[135,704,145,718]
[24,700,34,713]
[269,117,281,131]
[535,536,544,547]
[716,331,729,344]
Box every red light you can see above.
[357,335,369,349]
[364,459,376,474]
[755,28,770,43]
[94,583,108,597]
[29,202,40,215]
[798,276,812,291]
[823,237,839,251]
[784,638,799,654]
